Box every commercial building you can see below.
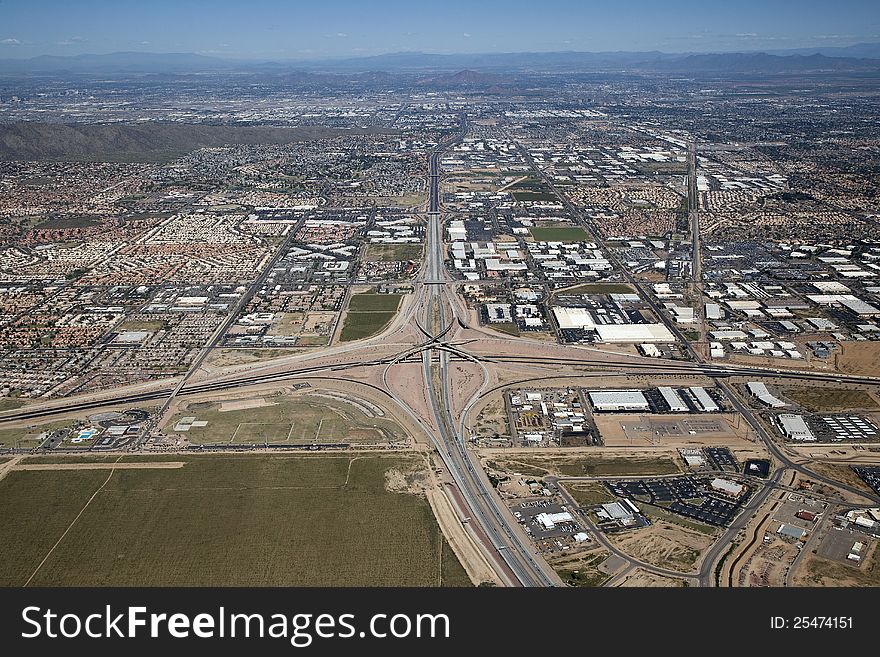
[711,478,745,498]
[535,511,574,530]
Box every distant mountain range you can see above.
[1,46,879,76]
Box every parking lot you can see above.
[853,466,880,496]
[511,500,583,541]
[605,475,747,527]
[809,415,880,442]
[705,447,739,472]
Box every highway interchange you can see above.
[1,119,878,588]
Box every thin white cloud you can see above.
[736,33,759,38]
[336,32,348,38]
[463,32,472,38]
[1,37,20,45]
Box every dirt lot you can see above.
[596,413,753,448]
[608,520,714,572]
[482,448,683,478]
[614,568,689,587]
[837,342,880,377]
[552,550,612,587]
[782,386,879,412]
[793,539,880,587]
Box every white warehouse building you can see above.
[589,390,650,412]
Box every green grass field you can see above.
[0,454,471,587]
[340,312,396,341]
[512,191,558,202]
[170,395,407,445]
[347,293,402,312]
[364,244,423,262]
[528,226,589,242]
[339,292,402,342]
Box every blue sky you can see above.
[1,0,878,59]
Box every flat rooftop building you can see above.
[746,382,787,408]
[777,414,815,442]
[595,323,675,343]
[689,387,719,413]
[589,390,650,412]
[659,386,688,412]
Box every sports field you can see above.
[169,394,407,445]
[0,454,471,587]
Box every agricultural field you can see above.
[782,386,879,412]
[0,454,471,587]
[168,394,407,445]
[528,226,590,242]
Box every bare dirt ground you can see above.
[449,361,486,419]
[836,342,880,377]
[720,483,792,587]
[613,568,688,587]
[608,521,714,572]
[382,361,441,441]
[792,540,880,587]
[219,398,275,412]
[736,534,800,587]
[788,442,880,465]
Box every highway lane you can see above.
[416,134,558,586]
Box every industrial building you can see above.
[777,414,816,442]
[589,390,650,412]
[658,386,687,412]
[688,386,720,412]
[595,323,675,343]
[535,511,574,530]
[551,307,675,343]
[746,382,787,408]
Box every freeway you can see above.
[416,141,558,586]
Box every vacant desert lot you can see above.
[0,454,470,587]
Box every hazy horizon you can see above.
[0,0,878,60]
